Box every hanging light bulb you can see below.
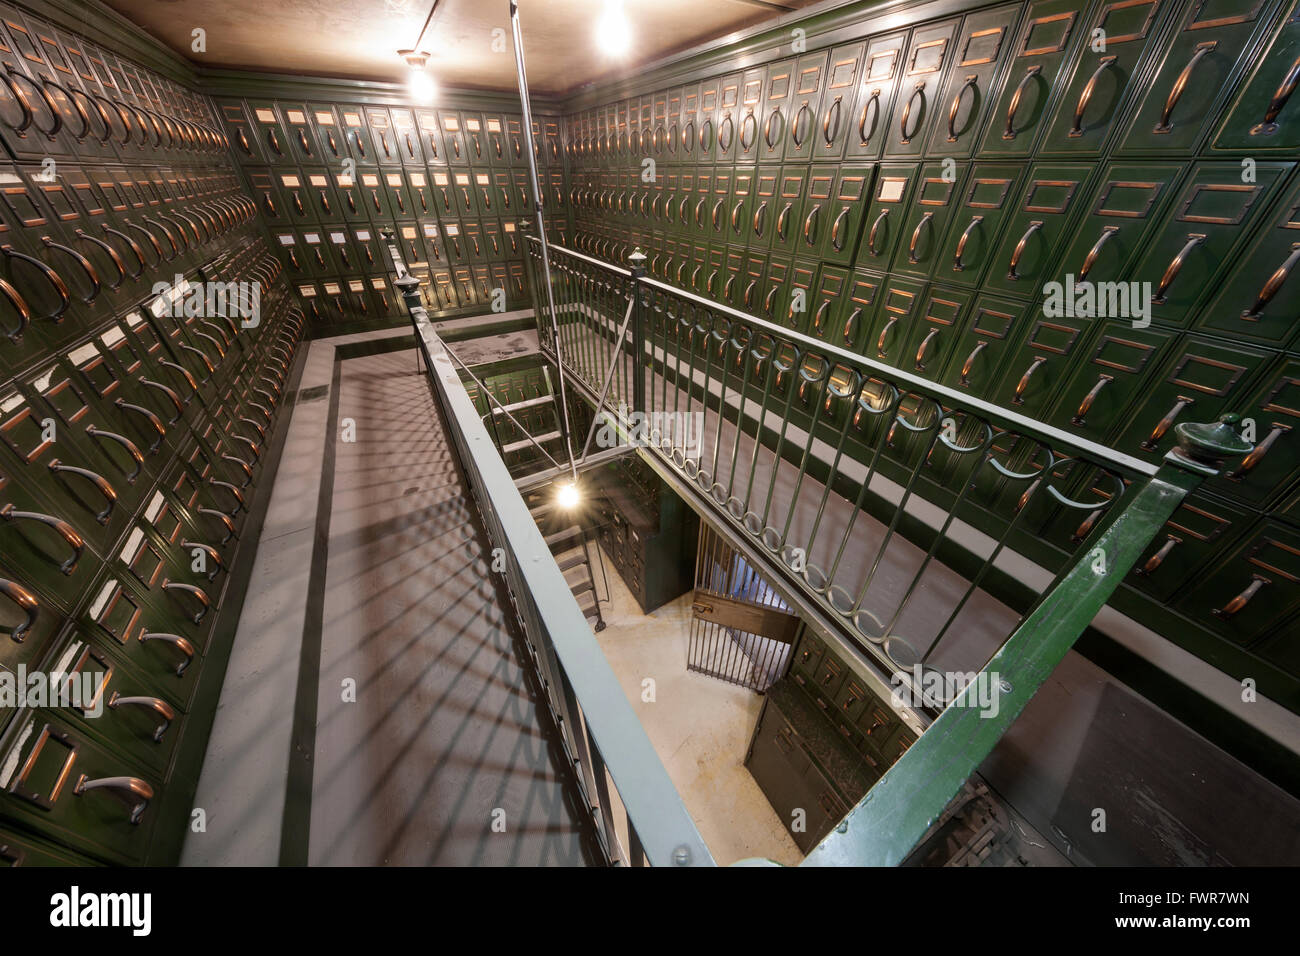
[556,481,582,509]
[399,50,436,103]
[595,0,631,57]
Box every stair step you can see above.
[544,525,583,549]
[493,395,554,415]
[556,552,588,572]
[569,577,595,598]
[500,430,562,456]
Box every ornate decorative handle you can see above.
[1,244,70,320]
[1135,535,1179,576]
[1153,234,1206,303]
[831,207,849,252]
[1003,65,1041,140]
[108,692,175,742]
[858,89,881,145]
[908,212,934,263]
[948,74,978,142]
[953,215,983,271]
[0,503,83,574]
[1078,225,1119,282]
[73,775,153,825]
[0,577,38,642]
[1213,575,1268,618]
[804,203,821,246]
[1071,56,1118,137]
[1140,397,1193,450]
[1241,242,1300,318]
[48,460,116,523]
[86,425,144,482]
[40,237,100,303]
[915,328,939,370]
[1226,424,1288,479]
[1006,220,1043,279]
[1155,42,1216,132]
[161,579,210,624]
[1250,56,1300,136]
[900,81,926,144]
[0,275,30,339]
[868,208,889,257]
[1013,356,1047,404]
[1072,374,1113,425]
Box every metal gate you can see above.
[689,524,799,692]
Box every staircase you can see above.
[528,495,607,632]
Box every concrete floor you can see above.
[590,546,803,867]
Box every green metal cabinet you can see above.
[1210,0,1300,153]
[854,162,919,269]
[888,161,969,278]
[982,162,1093,297]
[932,162,1025,286]
[845,31,909,160]
[925,4,1025,158]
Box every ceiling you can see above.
[104,0,825,95]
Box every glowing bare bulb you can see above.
[596,0,631,56]
[556,482,581,509]
[408,65,436,103]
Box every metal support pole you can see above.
[509,0,577,484]
[629,250,647,415]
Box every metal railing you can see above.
[524,233,1253,865]
[392,273,713,867]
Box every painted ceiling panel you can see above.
[102,0,822,94]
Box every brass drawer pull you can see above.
[915,328,938,370]
[1078,226,1119,282]
[1013,356,1046,404]
[0,577,39,642]
[1072,374,1113,426]
[804,203,821,245]
[908,212,934,262]
[1155,42,1216,133]
[777,201,791,240]
[100,225,146,278]
[86,425,144,482]
[868,208,888,256]
[113,399,166,454]
[1003,65,1041,140]
[858,88,881,145]
[1250,55,1300,136]
[2,244,70,320]
[831,207,849,251]
[948,74,978,142]
[953,215,983,271]
[0,504,83,574]
[1006,220,1043,280]
[1241,242,1300,318]
[73,775,153,825]
[48,460,116,523]
[753,200,768,238]
[41,237,100,303]
[1213,575,1268,618]
[1140,397,1193,450]
[108,692,175,742]
[0,275,30,339]
[297,128,311,156]
[1135,535,1179,576]
[764,107,782,149]
[1152,234,1206,303]
[1227,423,1288,479]
[162,579,211,624]
[1071,56,1118,137]
[900,81,926,144]
[141,630,196,675]
[139,378,185,421]
[822,97,841,146]
[265,126,282,155]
